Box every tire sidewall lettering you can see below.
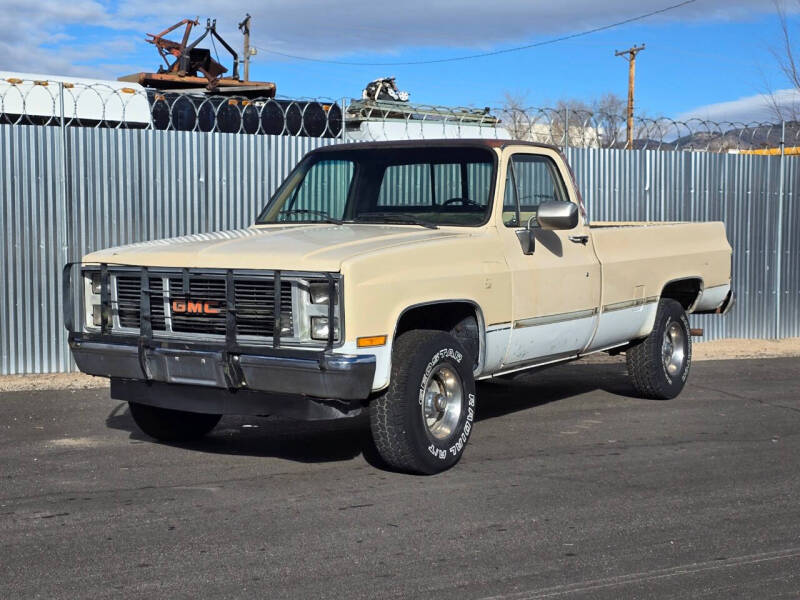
[425,395,475,461]
[418,347,463,406]
[679,313,692,383]
[419,343,475,462]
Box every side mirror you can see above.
[516,215,537,255]
[536,201,579,230]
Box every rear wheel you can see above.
[128,402,221,442]
[626,298,692,399]
[370,330,476,474]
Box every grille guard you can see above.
[63,261,343,357]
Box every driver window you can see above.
[503,154,568,227]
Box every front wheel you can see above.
[370,330,476,475]
[128,402,222,442]
[626,298,692,399]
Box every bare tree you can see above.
[769,1,800,121]
[592,93,626,147]
[497,92,542,141]
[499,92,627,148]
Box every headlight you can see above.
[83,271,103,329]
[310,316,339,341]
[90,272,102,294]
[303,278,341,343]
[309,282,334,304]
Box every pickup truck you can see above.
[65,139,734,474]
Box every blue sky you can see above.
[0,0,795,121]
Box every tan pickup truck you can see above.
[65,140,734,474]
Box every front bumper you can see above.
[70,335,376,401]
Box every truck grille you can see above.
[233,279,294,337]
[113,272,294,340]
[169,277,228,335]
[117,276,166,330]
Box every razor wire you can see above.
[0,78,343,138]
[0,77,793,152]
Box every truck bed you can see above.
[590,221,732,308]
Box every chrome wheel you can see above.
[421,365,463,440]
[662,320,686,376]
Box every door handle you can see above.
[569,235,589,245]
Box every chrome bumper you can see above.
[70,336,375,401]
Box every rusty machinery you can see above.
[120,17,275,96]
[146,18,238,88]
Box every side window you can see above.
[503,166,519,226]
[503,154,569,227]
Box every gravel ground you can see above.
[1,337,798,393]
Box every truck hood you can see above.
[83,224,466,271]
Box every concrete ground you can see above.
[1,357,799,599]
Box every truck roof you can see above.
[310,138,563,153]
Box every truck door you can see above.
[498,150,601,367]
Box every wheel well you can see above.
[395,302,481,368]
[660,278,702,310]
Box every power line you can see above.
[251,0,697,67]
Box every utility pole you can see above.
[615,44,645,150]
[238,14,254,81]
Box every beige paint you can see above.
[496,146,601,360]
[81,143,732,383]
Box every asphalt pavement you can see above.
[1,357,799,599]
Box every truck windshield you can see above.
[256,146,495,227]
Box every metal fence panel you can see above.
[0,126,67,374]
[780,155,800,338]
[0,124,797,375]
[0,125,333,374]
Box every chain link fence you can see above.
[0,77,793,151]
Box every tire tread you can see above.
[370,330,433,473]
[626,298,690,400]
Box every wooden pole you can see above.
[615,44,646,150]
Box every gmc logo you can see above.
[171,300,221,315]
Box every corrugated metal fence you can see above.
[567,148,797,341]
[0,125,334,374]
[0,124,796,374]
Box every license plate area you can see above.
[147,348,227,387]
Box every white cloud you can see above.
[679,88,800,122]
[116,0,787,58]
[0,0,145,77]
[0,0,789,77]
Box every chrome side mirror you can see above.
[537,201,579,230]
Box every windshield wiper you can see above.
[278,209,343,225]
[355,212,439,229]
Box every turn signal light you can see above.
[357,335,387,348]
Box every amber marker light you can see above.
[357,335,387,348]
